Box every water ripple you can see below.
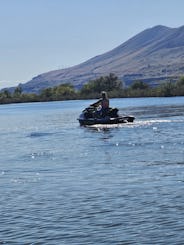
[0,98,184,244]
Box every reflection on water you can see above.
[0,97,184,244]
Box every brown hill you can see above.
[20,25,184,93]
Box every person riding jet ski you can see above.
[78,91,135,126]
[90,91,109,117]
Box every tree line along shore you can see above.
[0,73,184,104]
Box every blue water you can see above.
[0,97,184,244]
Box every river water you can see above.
[0,97,184,244]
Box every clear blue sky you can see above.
[0,0,184,88]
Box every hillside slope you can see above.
[19,25,184,93]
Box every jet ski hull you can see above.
[78,115,135,126]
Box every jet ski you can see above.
[78,106,135,126]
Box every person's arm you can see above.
[90,99,101,107]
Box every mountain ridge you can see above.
[9,25,184,93]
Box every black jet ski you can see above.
[78,106,135,126]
